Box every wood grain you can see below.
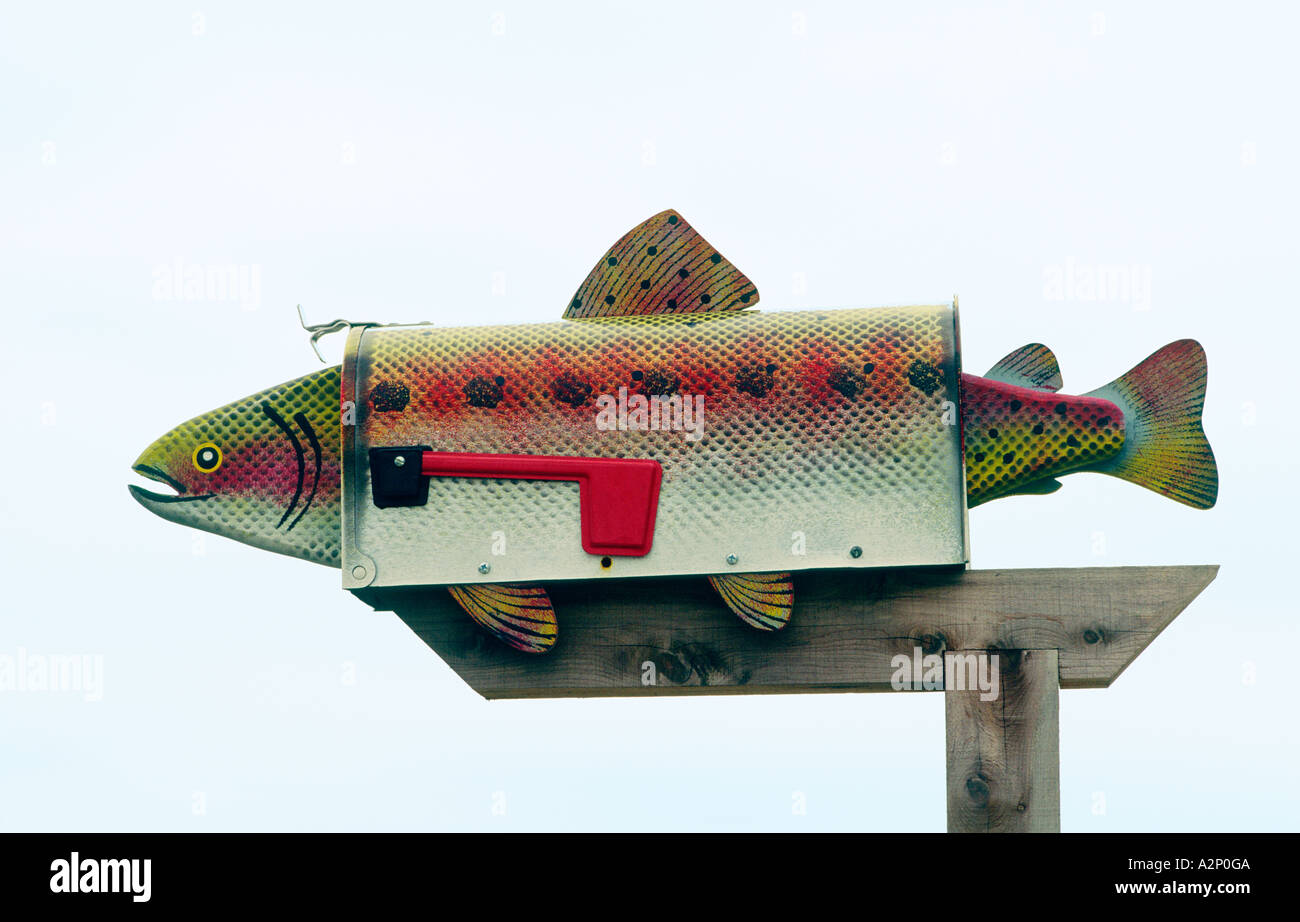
[946,649,1060,832]
[354,565,1217,699]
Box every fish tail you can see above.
[1083,339,1218,509]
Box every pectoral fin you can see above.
[1005,478,1063,497]
[447,584,557,653]
[708,572,793,631]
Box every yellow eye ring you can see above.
[192,442,223,472]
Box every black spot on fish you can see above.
[604,294,616,305]
[551,374,592,407]
[1002,451,1016,464]
[640,279,650,290]
[710,253,722,264]
[571,298,581,309]
[1032,422,1044,435]
[1066,434,1081,448]
[907,359,943,396]
[1097,415,1111,427]
[641,367,680,396]
[647,245,658,256]
[827,365,863,398]
[371,380,410,412]
[700,293,711,304]
[740,293,752,303]
[988,428,999,439]
[630,369,644,381]
[607,256,618,266]
[463,375,504,409]
[678,268,689,279]
[667,215,679,225]
[1055,402,1068,415]
[862,361,875,375]
[974,451,986,463]
[667,299,677,310]
[735,364,777,398]
[1009,399,1022,411]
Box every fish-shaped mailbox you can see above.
[131,210,1218,653]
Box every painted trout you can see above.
[131,210,1217,653]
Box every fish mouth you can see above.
[129,465,214,504]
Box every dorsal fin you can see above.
[984,343,1063,392]
[563,209,759,319]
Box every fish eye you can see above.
[192,442,222,472]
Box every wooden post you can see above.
[355,565,1216,831]
[946,648,1060,832]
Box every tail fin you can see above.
[1083,339,1218,509]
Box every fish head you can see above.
[129,366,342,566]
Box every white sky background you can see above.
[1,1,1296,831]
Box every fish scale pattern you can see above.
[961,374,1124,506]
[352,306,966,581]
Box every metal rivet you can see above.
[726,554,738,565]
[850,546,863,559]
[394,455,406,467]
[351,565,366,579]
[477,562,491,575]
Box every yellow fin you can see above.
[447,584,557,653]
[708,572,793,631]
[1083,339,1217,509]
[564,209,759,319]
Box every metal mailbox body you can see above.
[341,303,968,590]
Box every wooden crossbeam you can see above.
[355,564,1218,698]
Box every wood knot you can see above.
[654,651,692,684]
[987,645,1022,673]
[964,773,991,807]
[654,642,728,686]
[1083,628,1105,645]
[916,632,947,656]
